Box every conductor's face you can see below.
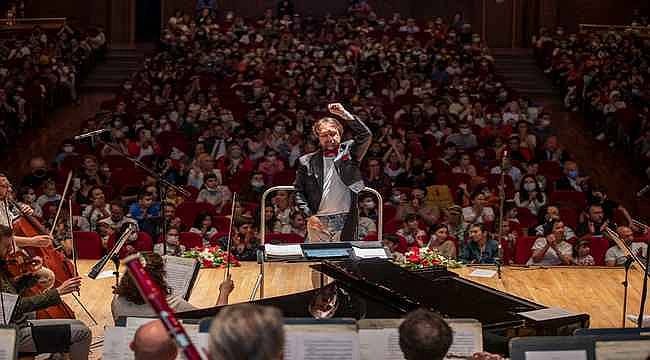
[317,123,341,152]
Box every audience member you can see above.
[527,220,573,265]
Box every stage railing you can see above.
[251,185,383,301]
[260,185,383,244]
[579,23,650,37]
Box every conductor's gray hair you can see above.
[208,304,284,360]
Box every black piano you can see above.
[179,258,589,353]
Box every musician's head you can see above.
[399,308,452,360]
[313,117,343,152]
[0,224,13,258]
[617,226,634,244]
[208,304,284,360]
[114,252,169,304]
[0,173,9,199]
[130,319,177,360]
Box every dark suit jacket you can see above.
[294,116,372,241]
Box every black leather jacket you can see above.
[293,116,372,241]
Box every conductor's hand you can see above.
[56,276,82,296]
[219,276,235,296]
[328,103,354,120]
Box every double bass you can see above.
[9,199,76,319]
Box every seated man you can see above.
[0,224,91,360]
[605,226,648,266]
[555,160,590,192]
[460,223,499,264]
[576,204,608,238]
[208,304,284,360]
[130,320,177,360]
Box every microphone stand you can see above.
[622,256,633,328]
[495,152,508,280]
[91,138,191,255]
[87,223,136,280]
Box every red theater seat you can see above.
[514,236,538,264]
[74,231,103,259]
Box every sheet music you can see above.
[103,326,129,360]
[353,247,388,259]
[524,350,587,360]
[518,307,577,321]
[445,319,483,359]
[0,328,16,360]
[164,255,199,299]
[284,330,360,360]
[265,244,303,257]
[468,269,497,278]
[0,293,18,325]
[359,328,404,360]
[595,340,650,360]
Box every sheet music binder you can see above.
[163,255,201,301]
[183,260,201,301]
[0,325,17,360]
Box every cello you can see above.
[9,198,77,319]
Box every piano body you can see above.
[179,258,589,352]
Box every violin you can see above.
[3,249,55,290]
[8,199,76,319]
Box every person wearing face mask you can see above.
[447,122,478,150]
[514,175,547,215]
[196,173,232,213]
[154,226,186,256]
[54,139,78,167]
[21,156,56,189]
[555,160,590,192]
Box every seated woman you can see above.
[189,211,218,247]
[527,220,573,266]
[427,223,457,259]
[111,252,233,323]
[154,226,186,256]
[460,223,499,264]
[462,190,495,226]
[514,175,547,215]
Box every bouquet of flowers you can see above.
[182,246,241,269]
[400,246,463,270]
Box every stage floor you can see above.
[66,260,650,356]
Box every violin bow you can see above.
[49,171,73,238]
[224,192,237,281]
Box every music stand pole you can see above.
[638,250,650,328]
[623,256,633,328]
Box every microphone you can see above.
[73,128,109,140]
[638,184,650,198]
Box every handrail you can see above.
[0,17,66,28]
[260,185,384,245]
[579,23,650,33]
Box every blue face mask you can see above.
[568,170,578,179]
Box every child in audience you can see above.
[574,238,595,266]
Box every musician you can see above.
[605,226,648,266]
[0,174,54,249]
[111,252,234,323]
[0,224,90,360]
[294,103,372,242]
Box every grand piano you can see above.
[179,258,589,353]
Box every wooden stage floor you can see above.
[66,260,650,356]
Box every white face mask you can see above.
[251,180,265,188]
[523,182,537,192]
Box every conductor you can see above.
[294,103,372,242]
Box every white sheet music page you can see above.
[0,327,16,360]
[359,328,404,360]
[265,244,303,257]
[0,293,18,325]
[595,340,650,360]
[103,326,129,360]
[445,319,483,359]
[518,307,577,321]
[284,329,360,360]
[164,255,198,298]
[524,350,588,360]
[353,247,388,259]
